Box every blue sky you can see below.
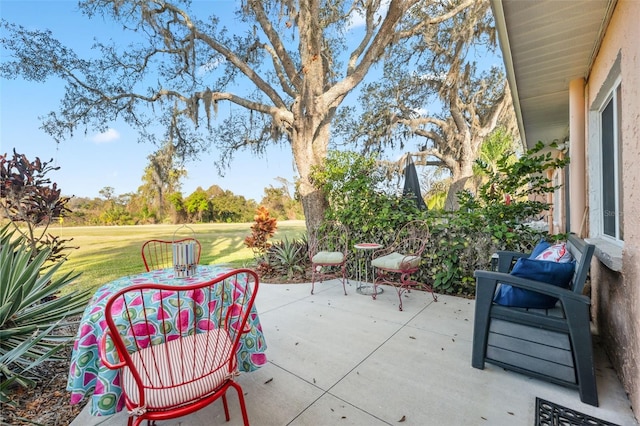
[1,1,502,203]
[0,0,300,202]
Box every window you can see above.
[599,82,623,241]
[587,54,623,270]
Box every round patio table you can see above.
[66,265,267,417]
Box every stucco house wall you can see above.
[584,0,639,414]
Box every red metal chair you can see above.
[371,220,437,310]
[98,269,259,426]
[141,238,202,271]
[309,221,349,295]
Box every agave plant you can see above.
[268,236,308,279]
[0,224,91,405]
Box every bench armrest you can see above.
[474,270,591,305]
[495,251,529,273]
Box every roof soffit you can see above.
[491,0,615,147]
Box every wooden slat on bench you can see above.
[491,319,572,348]
[487,319,576,384]
[486,346,577,384]
[525,306,566,319]
[488,332,574,366]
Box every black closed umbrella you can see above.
[402,155,427,210]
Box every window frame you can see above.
[588,54,623,248]
[598,80,623,242]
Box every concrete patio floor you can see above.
[71,279,637,426]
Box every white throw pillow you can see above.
[535,242,573,263]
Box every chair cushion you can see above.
[312,251,344,265]
[371,252,420,270]
[493,258,576,309]
[123,329,233,410]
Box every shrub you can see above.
[421,142,568,295]
[0,150,75,263]
[263,235,309,280]
[310,150,426,277]
[244,206,278,258]
[312,145,567,297]
[0,224,91,404]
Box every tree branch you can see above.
[347,0,380,76]
[248,0,299,91]
[396,0,475,39]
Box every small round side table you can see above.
[354,243,384,295]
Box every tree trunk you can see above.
[301,189,329,234]
[290,3,335,234]
[444,156,475,211]
[291,114,331,233]
[444,176,470,211]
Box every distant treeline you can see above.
[61,184,304,226]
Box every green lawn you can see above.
[53,221,307,295]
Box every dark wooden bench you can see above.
[471,235,598,406]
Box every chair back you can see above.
[99,269,258,413]
[388,220,430,257]
[141,238,202,271]
[309,221,349,261]
[566,234,595,294]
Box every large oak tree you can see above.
[1,0,475,230]
[338,0,517,209]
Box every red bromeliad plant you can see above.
[0,150,74,262]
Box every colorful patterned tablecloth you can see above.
[66,265,267,416]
